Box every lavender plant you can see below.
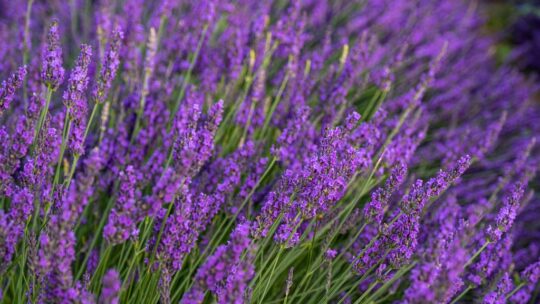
[0,0,539,303]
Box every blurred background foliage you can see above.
[486,0,540,73]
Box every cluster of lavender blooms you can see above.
[0,0,539,303]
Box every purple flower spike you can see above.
[41,20,65,90]
[93,27,123,104]
[63,44,92,155]
[101,269,121,304]
[0,66,26,116]
[364,161,407,226]
[182,222,255,304]
[487,182,525,242]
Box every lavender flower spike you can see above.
[0,66,26,116]
[64,44,92,155]
[182,222,255,304]
[41,20,65,90]
[93,27,123,104]
[364,161,407,225]
[101,269,121,304]
[487,182,525,242]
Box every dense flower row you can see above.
[0,0,539,303]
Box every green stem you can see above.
[268,282,358,304]
[30,87,53,232]
[259,72,289,139]
[353,282,377,304]
[465,241,490,267]
[33,87,53,150]
[64,102,99,189]
[90,246,113,293]
[450,285,472,304]
[506,282,525,300]
[253,214,303,302]
[41,110,73,225]
[258,248,284,303]
[75,190,118,281]
[52,111,72,191]
[120,241,143,301]
[361,262,415,304]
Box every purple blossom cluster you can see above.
[181,222,255,304]
[0,0,539,303]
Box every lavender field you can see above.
[0,0,539,303]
